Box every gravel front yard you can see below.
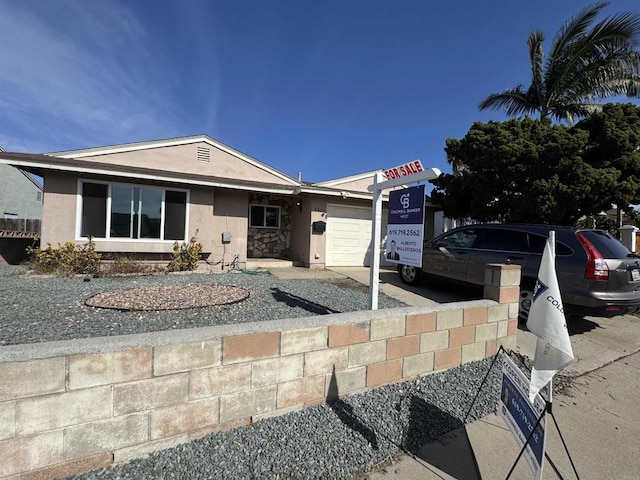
[0,265,406,346]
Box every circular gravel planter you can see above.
[85,284,250,311]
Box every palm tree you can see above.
[479,2,640,124]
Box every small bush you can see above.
[100,255,163,276]
[166,232,203,272]
[27,238,101,276]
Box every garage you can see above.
[325,204,389,267]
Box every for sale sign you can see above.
[385,185,425,267]
[384,160,424,180]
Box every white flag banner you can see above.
[527,231,575,402]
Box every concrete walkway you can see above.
[368,315,640,480]
[267,266,640,479]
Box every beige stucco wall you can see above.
[307,196,329,268]
[289,196,308,266]
[211,189,248,267]
[70,142,296,187]
[41,172,78,247]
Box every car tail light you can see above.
[576,232,608,280]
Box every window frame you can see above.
[76,179,190,242]
[249,204,281,229]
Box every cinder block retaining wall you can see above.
[0,265,520,479]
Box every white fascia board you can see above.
[0,158,296,195]
[50,135,300,186]
[313,169,382,187]
[294,186,389,201]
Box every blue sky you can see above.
[1,0,639,183]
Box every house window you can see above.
[250,205,280,228]
[79,181,188,241]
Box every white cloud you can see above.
[0,0,205,152]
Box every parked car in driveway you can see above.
[398,224,640,321]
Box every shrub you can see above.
[100,255,162,276]
[27,238,101,276]
[166,232,203,272]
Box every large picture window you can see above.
[250,205,280,228]
[79,181,187,241]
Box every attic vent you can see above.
[197,147,210,162]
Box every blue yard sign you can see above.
[386,184,425,267]
[498,355,547,479]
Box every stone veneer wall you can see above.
[0,264,520,479]
[247,194,292,259]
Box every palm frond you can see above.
[528,30,545,103]
[548,2,608,62]
[480,2,640,121]
[478,87,538,117]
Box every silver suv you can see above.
[398,224,640,320]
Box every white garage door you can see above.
[326,204,389,267]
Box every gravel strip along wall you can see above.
[0,264,520,479]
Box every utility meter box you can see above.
[312,221,326,234]
[222,231,232,244]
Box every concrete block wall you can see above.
[0,264,519,479]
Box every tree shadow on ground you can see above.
[404,396,481,479]
[326,366,378,450]
[270,287,340,315]
[567,316,600,335]
[325,367,482,478]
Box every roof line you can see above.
[312,169,382,187]
[49,134,300,186]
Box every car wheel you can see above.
[519,289,534,324]
[399,265,421,285]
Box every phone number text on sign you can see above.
[388,229,421,237]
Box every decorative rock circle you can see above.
[85,284,250,311]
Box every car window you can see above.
[475,229,528,252]
[529,233,573,256]
[436,229,479,248]
[579,230,631,258]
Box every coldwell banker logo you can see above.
[532,279,548,301]
[400,193,411,209]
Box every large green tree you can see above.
[576,103,640,215]
[431,118,618,224]
[478,2,640,124]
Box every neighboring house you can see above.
[0,135,423,268]
[0,163,43,219]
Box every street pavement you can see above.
[272,266,640,480]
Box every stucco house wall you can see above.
[211,189,249,268]
[0,164,43,219]
[52,141,296,187]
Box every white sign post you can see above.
[367,162,441,310]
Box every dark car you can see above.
[398,224,640,320]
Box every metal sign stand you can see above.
[366,167,440,310]
[464,347,581,480]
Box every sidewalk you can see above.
[270,266,640,479]
[368,317,640,479]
